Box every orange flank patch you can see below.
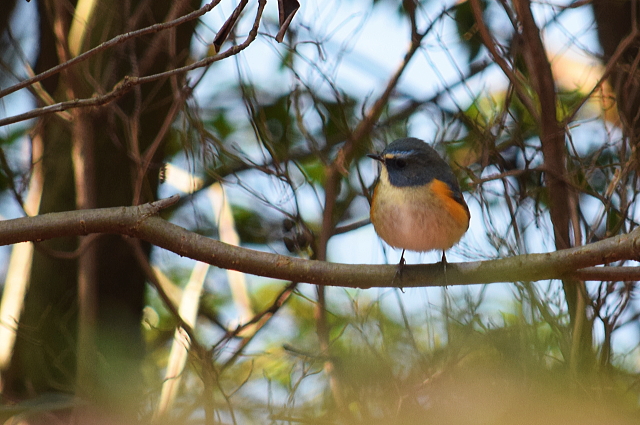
[430,179,470,228]
[370,184,378,218]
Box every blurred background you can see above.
[0,0,639,423]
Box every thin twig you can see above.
[0,0,223,101]
[0,0,267,129]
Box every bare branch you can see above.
[0,0,266,128]
[469,0,539,121]
[514,0,572,249]
[1,195,639,289]
[0,0,223,101]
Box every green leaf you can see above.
[232,204,272,244]
[254,94,300,159]
[318,96,356,146]
[210,110,235,140]
[454,0,486,63]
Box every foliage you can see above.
[0,0,639,424]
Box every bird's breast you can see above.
[370,173,469,252]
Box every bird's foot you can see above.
[393,249,406,292]
[441,250,449,287]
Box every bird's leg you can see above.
[392,249,406,292]
[441,250,448,286]
[396,249,406,278]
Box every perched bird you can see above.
[368,137,470,267]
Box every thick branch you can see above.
[1,196,639,288]
[514,0,572,250]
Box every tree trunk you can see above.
[5,0,200,408]
[593,0,640,146]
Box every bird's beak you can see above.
[367,153,383,162]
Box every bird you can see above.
[367,137,470,270]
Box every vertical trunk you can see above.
[593,0,640,146]
[5,0,200,408]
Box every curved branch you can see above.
[1,196,639,288]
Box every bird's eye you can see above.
[395,158,407,168]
